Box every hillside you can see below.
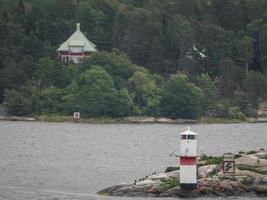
[0,0,267,119]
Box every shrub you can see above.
[165,166,180,173]
[4,89,32,116]
[160,74,204,119]
[247,150,257,155]
[162,179,180,190]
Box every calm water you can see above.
[0,121,266,200]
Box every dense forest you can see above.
[1,0,267,119]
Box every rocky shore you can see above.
[98,150,267,198]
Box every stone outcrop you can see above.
[98,150,267,198]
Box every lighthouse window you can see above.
[186,135,195,140]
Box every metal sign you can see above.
[73,112,80,119]
[223,161,235,173]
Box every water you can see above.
[0,121,266,200]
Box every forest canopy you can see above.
[1,0,267,119]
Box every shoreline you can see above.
[0,115,266,124]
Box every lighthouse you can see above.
[179,127,198,190]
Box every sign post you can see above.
[73,112,80,122]
[223,154,235,174]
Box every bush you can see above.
[247,150,257,155]
[238,165,267,175]
[206,99,245,120]
[76,67,134,117]
[4,89,32,116]
[228,106,246,120]
[160,74,204,119]
[162,179,180,190]
[165,166,180,173]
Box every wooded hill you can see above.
[0,0,267,119]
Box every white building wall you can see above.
[70,46,83,53]
[180,165,197,184]
[180,140,197,157]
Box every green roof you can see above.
[57,23,97,52]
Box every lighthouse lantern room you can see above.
[179,127,198,191]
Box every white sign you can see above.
[223,161,235,173]
[73,112,80,119]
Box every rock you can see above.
[166,170,180,179]
[198,186,214,195]
[158,192,173,197]
[198,164,219,178]
[175,119,198,124]
[218,180,233,192]
[159,186,182,197]
[147,173,168,181]
[147,171,180,181]
[254,151,267,160]
[136,179,157,185]
[155,118,176,123]
[261,176,267,185]
[236,155,260,166]
[124,117,155,123]
[147,184,166,194]
[249,185,267,196]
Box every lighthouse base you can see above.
[180,183,197,191]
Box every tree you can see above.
[118,7,164,72]
[4,89,32,116]
[196,24,234,77]
[163,14,194,73]
[195,74,219,111]
[160,74,204,119]
[35,57,72,88]
[31,86,64,114]
[128,70,162,115]
[243,71,266,101]
[80,49,136,88]
[236,36,255,75]
[76,66,133,117]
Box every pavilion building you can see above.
[57,23,97,64]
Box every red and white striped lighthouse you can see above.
[179,127,198,190]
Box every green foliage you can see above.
[31,86,64,114]
[162,179,180,190]
[243,71,267,101]
[206,99,245,120]
[238,164,267,175]
[4,89,32,116]
[76,66,134,117]
[247,150,257,155]
[160,74,204,119]
[165,166,180,173]
[199,155,224,165]
[128,70,162,115]
[81,49,136,88]
[195,74,219,111]
[1,0,267,119]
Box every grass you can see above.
[165,166,180,173]
[162,179,180,190]
[199,155,224,165]
[97,192,109,196]
[247,150,257,155]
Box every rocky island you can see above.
[98,150,267,198]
